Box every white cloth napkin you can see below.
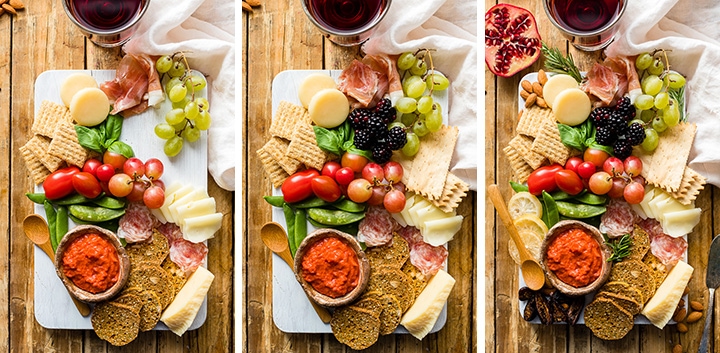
[605,0,720,187]
[363,0,478,190]
[124,0,236,191]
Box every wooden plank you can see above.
[0,9,11,353]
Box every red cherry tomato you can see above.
[95,164,116,182]
[321,161,342,180]
[281,169,320,203]
[554,169,584,195]
[82,158,102,177]
[577,161,596,179]
[564,157,583,174]
[527,164,563,195]
[71,172,103,199]
[583,148,610,168]
[311,175,342,202]
[103,150,128,171]
[43,166,80,200]
[334,167,355,186]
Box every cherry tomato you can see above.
[564,157,583,174]
[311,175,342,202]
[71,172,102,199]
[341,153,368,173]
[43,166,80,200]
[82,158,102,177]
[334,167,355,186]
[583,148,610,168]
[281,169,320,203]
[577,161,596,179]
[554,169,584,195]
[103,150,128,171]
[95,164,116,182]
[321,161,342,180]
[527,164,563,195]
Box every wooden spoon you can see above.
[260,222,333,324]
[488,185,546,291]
[22,214,91,317]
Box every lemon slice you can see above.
[513,214,549,239]
[508,230,543,265]
[508,191,543,219]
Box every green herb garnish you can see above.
[541,42,583,83]
[605,233,632,262]
[669,86,685,122]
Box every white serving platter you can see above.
[33,70,208,330]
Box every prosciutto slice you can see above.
[100,53,163,115]
[157,222,208,273]
[337,59,388,109]
[361,54,401,103]
[581,56,640,107]
[638,218,687,266]
[118,202,157,243]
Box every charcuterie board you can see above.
[269,69,449,334]
[32,70,208,330]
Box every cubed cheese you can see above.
[160,266,215,336]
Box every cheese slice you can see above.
[176,198,217,227]
[408,199,432,227]
[661,208,702,238]
[308,88,349,128]
[648,192,672,222]
[641,260,694,329]
[422,216,463,246]
[168,189,209,223]
[160,184,195,223]
[542,74,578,108]
[396,193,417,227]
[69,87,110,126]
[151,208,167,224]
[60,73,98,107]
[639,186,657,219]
[656,196,692,215]
[401,269,455,339]
[160,266,215,336]
[298,73,337,108]
[183,213,223,243]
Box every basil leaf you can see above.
[342,140,354,151]
[587,140,615,156]
[557,123,585,151]
[313,126,342,156]
[74,125,104,153]
[104,114,124,143]
[107,141,135,158]
[346,146,373,160]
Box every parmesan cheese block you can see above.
[160,266,215,336]
[640,260,693,329]
[298,73,337,108]
[401,269,456,339]
[308,88,349,128]
[542,74,578,108]
[552,88,591,126]
[69,87,110,126]
[60,73,98,107]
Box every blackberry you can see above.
[387,126,407,150]
[372,144,393,164]
[348,108,372,130]
[626,122,646,146]
[353,129,375,150]
[589,107,613,127]
[374,98,396,124]
[607,112,628,134]
[613,139,633,160]
[367,115,387,137]
[595,126,616,146]
[614,96,636,120]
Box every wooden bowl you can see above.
[55,225,130,303]
[293,228,370,307]
[541,220,612,296]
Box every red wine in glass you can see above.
[550,0,621,32]
[70,0,144,31]
[309,0,387,32]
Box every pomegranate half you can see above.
[485,4,542,78]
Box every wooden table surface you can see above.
[1,2,234,352]
[485,0,719,352]
[241,1,477,352]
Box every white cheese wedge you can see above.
[161,266,215,336]
[151,208,167,224]
[656,196,692,215]
[60,73,98,107]
[422,216,463,246]
[183,213,223,243]
[552,88,591,126]
[298,73,337,108]
[70,87,110,126]
[638,186,657,219]
[176,198,217,227]
[401,269,456,339]
[542,74,578,108]
[641,260,694,329]
[396,193,418,227]
[168,189,209,223]
[408,199,432,228]
[661,208,702,238]
[630,203,647,220]
[648,192,672,222]
[308,88,349,128]
[160,184,195,223]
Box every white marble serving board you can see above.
[270,69,449,334]
[33,70,208,330]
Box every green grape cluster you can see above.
[153,53,212,157]
[394,49,450,157]
[633,50,686,153]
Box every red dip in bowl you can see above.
[545,228,602,288]
[62,232,120,293]
[301,237,360,298]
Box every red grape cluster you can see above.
[100,152,166,209]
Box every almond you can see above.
[538,70,548,85]
[683,286,689,296]
[520,90,530,100]
[8,0,22,10]
[525,93,537,108]
[532,82,544,97]
[521,80,533,93]
[536,97,547,108]
[677,322,688,333]
[0,0,7,6]
[679,299,685,309]
[0,7,4,16]
[690,301,704,311]
[241,1,252,12]
[672,344,682,353]
[245,0,260,6]
[672,308,687,323]
[686,311,703,323]
[2,3,15,14]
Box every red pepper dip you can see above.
[546,228,602,288]
[301,237,360,298]
[62,233,120,294]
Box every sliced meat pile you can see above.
[100,53,163,116]
[581,56,639,107]
[157,222,208,274]
[397,225,448,276]
[337,53,400,109]
[638,218,687,267]
[357,205,397,247]
[117,202,158,243]
[600,199,640,238]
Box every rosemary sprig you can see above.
[669,86,685,122]
[541,42,583,83]
[605,233,632,262]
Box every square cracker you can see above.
[47,120,88,168]
[406,125,459,201]
[256,147,289,188]
[669,166,706,205]
[508,134,545,170]
[516,106,554,138]
[286,122,330,171]
[19,144,51,185]
[269,101,311,140]
[640,123,696,192]
[24,135,64,172]
[503,144,533,183]
[32,100,72,138]
[430,172,470,213]
[532,122,571,165]
[262,136,302,175]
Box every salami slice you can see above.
[409,241,448,276]
[157,222,207,273]
[397,225,423,247]
[157,222,182,243]
[639,218,687,266]
[117,202,157,243]
[357,206,397,247]
[600,200,640,238]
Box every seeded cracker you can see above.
[594,291,641,315]
[638,122,696,192]
[137,290,163,331]
[330,306,381,350]
[516,105,555,138]
[125,230,170,266]
[32,100,72,138]
[257,147,289,188]
[126,264,174,309]
[508,134,546,169]
[269,101,311,140]
[627,225,650,261]
[365,234,410,269]
[286,122,331,171]
[642,252,668,287]
[669,166,706,205]
[91,302,140,346]
[48,120,88,167]
[609,260,656,304]
[23,135,63,172]
[367,267,414,312]
[406,125,458,200]
[262,136,302,175]
[19,143,51,184]
[584,298,634,340]
[503,145,533,183]
[532,122,571,165]
[599,281,645,308]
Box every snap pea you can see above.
[282,203,296,256]
[263,195,285,208]
[54,194,91,206]
[555,201,606,219]
[26,192,46,204]
[292,197,331,209]
[542,191,559,228]
[293,209,307,257]
[510,181,529,193]
[332,199,365,213]
[308,218,360,235]
[549,190,573,201]
[44,201,58,252]
[574,192,607,205]
[307,208,365,226]
[68,205,125,223]
[55,206,68,246]
[92,195,126,209]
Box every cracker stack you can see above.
[20,100,89,184]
